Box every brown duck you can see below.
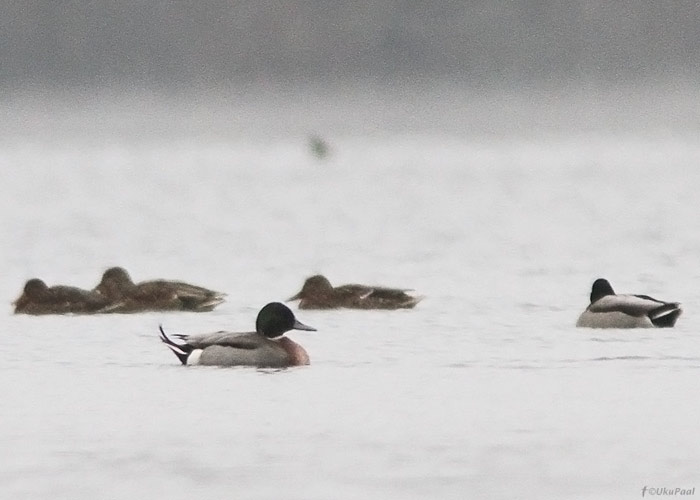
[288,274,422,310]
[13,278,121,315]
[94,267,226,313]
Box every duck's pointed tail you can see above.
[159,325,192,365]
[649,303,682,327]
[179,294,226,312]
[402,295,424,309]
[197,296,227,311]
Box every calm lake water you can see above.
[2,87,700,499]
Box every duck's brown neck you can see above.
[278,337,310,366]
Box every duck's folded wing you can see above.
[51,286,94,301]
[132,283,179,302]
[366,286,416,299]
[335,284,372,298]
[178,287,227,300]
[336,284,413,299]
[51,286,115,310]
[588,294,666,316]
[137,282,225,310]
[148,280,225,298]
[176,331,259,349]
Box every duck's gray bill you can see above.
[293,319,316,331]
[287,292,301,301]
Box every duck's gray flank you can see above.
[576,278,682,328]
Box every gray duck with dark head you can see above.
[576,278,682,328]
[159,302,316,367]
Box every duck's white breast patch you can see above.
[188,349,203,365]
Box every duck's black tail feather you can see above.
[159,325,192,365]
[649,303,682,328]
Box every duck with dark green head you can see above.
[159,302,316,368]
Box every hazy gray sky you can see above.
[2,1,699,89]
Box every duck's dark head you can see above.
[102,267,133,284]
[101,267,134,286]
[23,278,48,297]
[96,267,134,298]
[256,302,316,338]
[590,278,615,303]
[288,275,333,300]
[13,278,48,308]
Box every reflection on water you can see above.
[2,89,700,499]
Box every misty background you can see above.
[2,1,699,91]
[3,5,700,499]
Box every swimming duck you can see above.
[13,278,121,315]
[288,274,422,310]
[576,278,682,328]
[94,267,226,313]
[159,302,316,367]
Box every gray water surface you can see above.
[2,93,699,499]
